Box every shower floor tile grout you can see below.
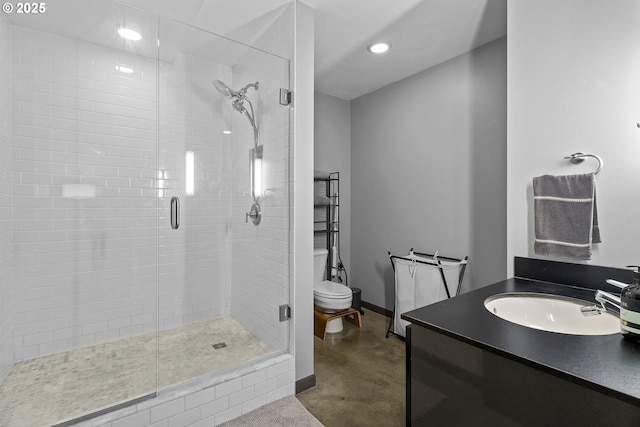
[0,316,272,427]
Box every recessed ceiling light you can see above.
[222,130,232,135]
[115,65,134,74]
[367,42,391,54]
[117,28,142,41]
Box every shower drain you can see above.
[212,342,227,350]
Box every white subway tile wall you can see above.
[157,53,232,331]
[229,58,291,352]
[0,13,14,386]
[4,7,293,424]
[10,25,159,360]
[9,22,291,360]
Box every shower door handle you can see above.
[170,196,180,229]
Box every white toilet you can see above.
[314,248,353,333]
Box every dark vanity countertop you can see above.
[402,277,640,406]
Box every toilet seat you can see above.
[314,281,352,298]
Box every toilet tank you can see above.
[313,249,329,282]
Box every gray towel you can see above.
[533,173,600,260]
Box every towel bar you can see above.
[564,152,603,175]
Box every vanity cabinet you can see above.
[407,324,640,426]
[404,257,640,426]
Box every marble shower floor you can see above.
[0,317,272,427]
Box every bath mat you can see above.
[219,395,323,426]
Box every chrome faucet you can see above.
[595,290,621,311]
[580,279,627,316]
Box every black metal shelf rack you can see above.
[314,172,339,280]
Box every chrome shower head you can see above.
[213,80,259,100]
[212,80,237,99]
[214,79,260,141]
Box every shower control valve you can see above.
[245,202,262,225]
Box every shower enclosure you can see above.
[0,1,292,425]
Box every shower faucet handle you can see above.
[245,202,262,225]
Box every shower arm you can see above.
[237,82,259,98]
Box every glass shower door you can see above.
[0,1,159,425]
[157,17,292,389]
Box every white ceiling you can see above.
[305,0,507,100]
[6,0,507,101]
[118,0,508,100]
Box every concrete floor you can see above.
[297,308,405,427]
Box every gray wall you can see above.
[313,92,351,278]
[350,37,507,310]
[507,1,640,275]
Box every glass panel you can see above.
[0,1,158,425]
[157,17,291,389]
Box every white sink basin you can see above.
[484,293,620,335]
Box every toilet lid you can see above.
[314,280,352,298]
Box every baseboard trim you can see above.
[361,301,393,318]
[295,374,316,394]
